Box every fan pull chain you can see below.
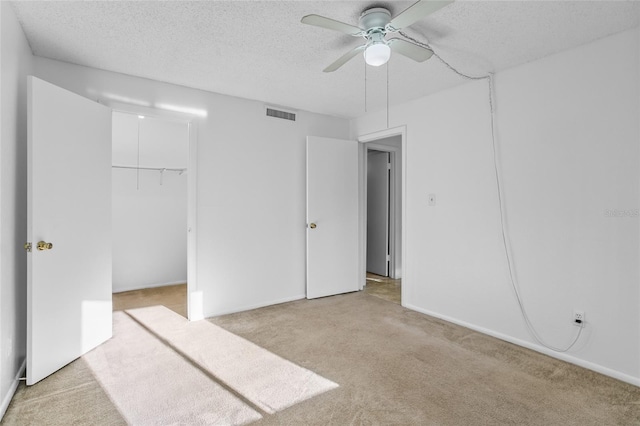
[364,60,368,113]
[136,118,141,190]
[386,61,390,129]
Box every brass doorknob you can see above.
[309,223,317,229]
[37,241,53,251]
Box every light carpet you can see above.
[5,292,640,424]
[83,311,262,425]
[126,305,339,414]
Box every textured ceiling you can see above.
[11,1,640,119]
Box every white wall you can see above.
[352,28,640,384]
[0,2,33,418]
[112,112,188,292]
[33,57,350,317]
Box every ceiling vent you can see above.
[266,107,296,122]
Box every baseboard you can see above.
[205,294,307,318]
[404,303,640,388]
[113,280,187,294]
[0,359,26,421]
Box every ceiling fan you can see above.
[301,0,453,72]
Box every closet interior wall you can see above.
[112,112,189,293]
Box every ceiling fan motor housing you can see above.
[359,8,391,31]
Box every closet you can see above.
[111,112,189,293]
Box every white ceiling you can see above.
[11,1,640,119]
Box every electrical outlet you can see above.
[573,310,585,327]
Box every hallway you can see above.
[364,273,401,304]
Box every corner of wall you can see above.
[0,0,4,415]
[637,24,640,379]
[1,1,33,419]
[0,360,25,419]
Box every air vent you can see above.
[266,107,296,121]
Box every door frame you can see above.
[104,101,201,320]
[358,126,406,305]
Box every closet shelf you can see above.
[112,165,187,174]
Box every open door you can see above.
[27,77,113,385]
[306,136,359,299]
[366,150,390,276]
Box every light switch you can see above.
[428,194,436,206]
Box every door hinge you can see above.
[386,254,391,261]
[387,162,392,170]
[24,242,32,252]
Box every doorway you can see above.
[361,132,403,304]
[110,111,190,317]
[367,150,390,277]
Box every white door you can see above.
[27,76,113,385]
[306,136,359,299]
[366,150,390,276]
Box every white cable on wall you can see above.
[398,31,583,352]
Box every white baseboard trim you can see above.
[404,303,640,388]
[0,359,26,421]
[205,294,306,318]
[113,280,187,294]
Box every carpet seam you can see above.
[6,381,95,407]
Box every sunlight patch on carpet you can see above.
[83,311,262,425]
[127,305,339,414]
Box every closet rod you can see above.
[112,165,186,173]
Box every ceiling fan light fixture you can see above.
[364,42,391,67]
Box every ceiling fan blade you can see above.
[388,0,453,31]
[323,45,366,73]
[388,38,433,62]
[301,14,363,36]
